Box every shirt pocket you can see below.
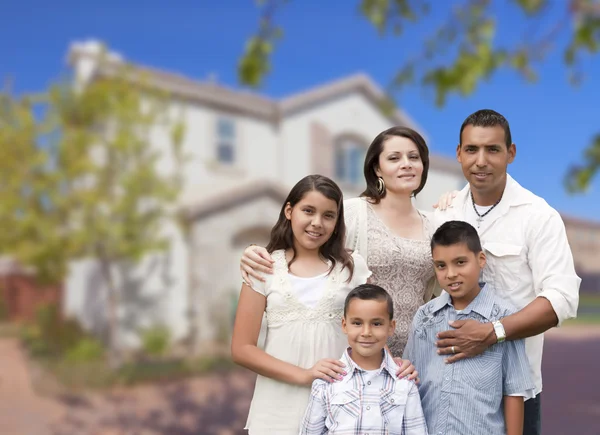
[483,242,523,292]
[461,350,503,392]
[329,390,361,422]
[381,391,408,434]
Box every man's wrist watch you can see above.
[492,321,506,343]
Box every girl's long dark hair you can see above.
[266,174,354,280]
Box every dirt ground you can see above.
[0,326,599,435]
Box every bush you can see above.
[0,293,8,321]
[21,303,93,359]
[141,325,171,357]
[65,338,104,363]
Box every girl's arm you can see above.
[231,284,345,386]
[503,396,524,435]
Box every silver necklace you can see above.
[471,191,502,228]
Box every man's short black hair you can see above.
[343,284,394,320]
[459,109,512,149]
[431,221,482,254]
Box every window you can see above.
[335,138,365,185]
[216,117,236,164]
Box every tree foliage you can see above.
[238,0,600,192]
[0,55,186,359]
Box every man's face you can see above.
[457,125,516,198]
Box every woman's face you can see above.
[376,136,423,196]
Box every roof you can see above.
[183,180,289,221]
[561,213,600,230]
[67,40,422,130]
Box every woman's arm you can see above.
[240,246,274,285]
[504,395,524,435]
[231,284,345,386]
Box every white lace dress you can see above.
[245,249,371,434]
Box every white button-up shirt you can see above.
[433,174,581,396]
[299,348,428,435]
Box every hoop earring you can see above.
[377,177,386,195]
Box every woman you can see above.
[241,126,439,357]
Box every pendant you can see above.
[476,216,482,228]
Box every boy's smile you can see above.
[342,299,396,370]
[432,242,486,310]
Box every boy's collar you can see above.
[430,283,497,320]
[340,347,398,382]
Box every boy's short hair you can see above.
[431,221,482,254]
[343,284,394,320]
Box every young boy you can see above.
[403,221,534,435]
[299,284,428,434]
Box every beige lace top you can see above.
[363,202,436,356]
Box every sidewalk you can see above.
[0,338,64,435]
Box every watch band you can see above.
[492,321,506,343]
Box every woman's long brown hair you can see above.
[266,174,354,281]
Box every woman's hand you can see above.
[240,245,275,286]
[304,358,347,385]
[432,190,459,211]
[393,357,419,383]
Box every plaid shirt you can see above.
[299,348,428,435]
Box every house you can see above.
[562,215,600,294]
[62,40,466,350]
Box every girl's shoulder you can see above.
[269,249,289,272]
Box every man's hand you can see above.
[435,319,496,363]
[393,357,419,383]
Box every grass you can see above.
[563,314,600,327]
[36,354,236,390]
[562,293,600,327]
[580,294,600,307]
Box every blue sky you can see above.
[2,0,599,220]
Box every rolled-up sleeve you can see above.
[528,210,581,325]
[299,381,328,435]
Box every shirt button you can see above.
[445,377,450,381]
[391,398,395,403]
[367,381,371,385]
[366,406,371,410]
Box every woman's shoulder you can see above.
[417,209,442,236]
[344,197,369,220]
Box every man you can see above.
[433,109,581,435]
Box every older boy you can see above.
[299,284,428,435]
[403,221,534,435]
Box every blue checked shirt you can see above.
[403,284,535,435]
[299,347,428,435]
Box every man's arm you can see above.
[504,396,524,435]
[299,383,328,435]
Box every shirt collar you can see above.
[430,283,496,320]
[340,347,398,381]
[455,174,532,209]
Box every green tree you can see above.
[238,0,600,192]
[0,56,186,364]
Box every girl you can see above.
[240,127,441,358]
[231,175,371,435]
